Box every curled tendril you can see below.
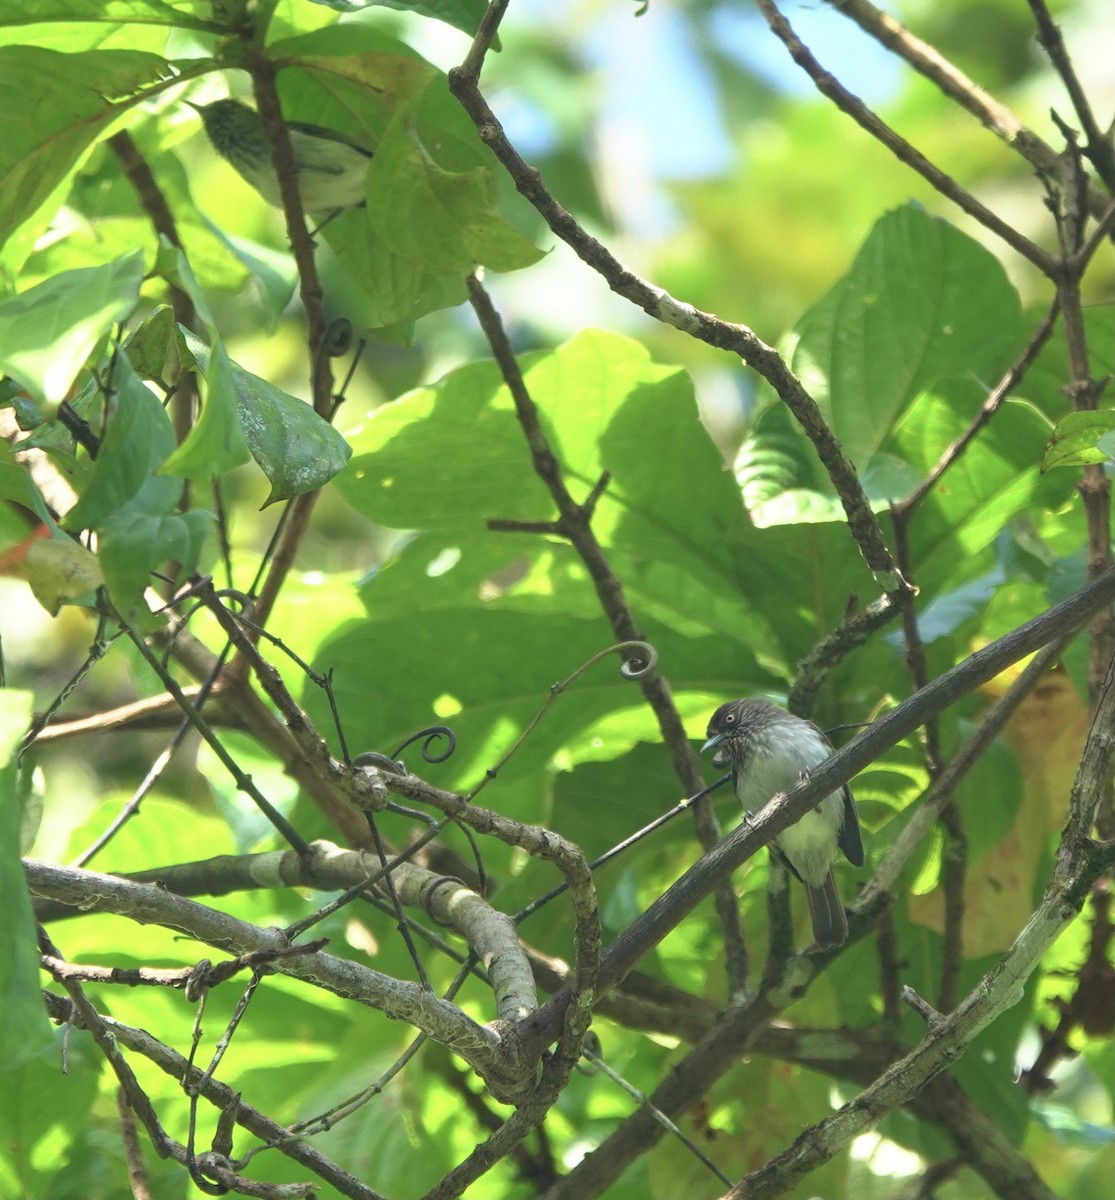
[561,640,658,688]
[319,317,354,359]
[616,640,657,680]
[390,725,458,764]
[353,751,406,775]
[353,728,456,775]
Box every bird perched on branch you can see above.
[188,98,373,221]
[702,698,864,948]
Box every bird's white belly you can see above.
[775,799,843,885]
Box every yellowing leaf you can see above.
[25,536,103,615]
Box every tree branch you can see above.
[756,0,1057,275]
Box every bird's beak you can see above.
[700,732,723,756]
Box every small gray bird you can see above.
[188,98,373,219]
[702,698,864,948]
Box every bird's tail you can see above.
[805,871,848,949]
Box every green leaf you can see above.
[122,304,178,383]
[0,251,145,406]
[1041,410,1115,472]
[179,332,352,503]
[337,355,548,530]
[24,536,103,615]
[888,384,1075,594]
[0,441,51,524]
[368,81,544,275]
[787,203,1023,470]
[62,356,181,532]
[0,46,170,259]
[258,30,542,326]
[0,1034,104,1198]
[160,341,252,482]
[304,0,490,37]
[337,328,856,661]
[0,1,186,21]
[98,508,211,626]
[204,229,296,331]
[0,689,53,1068]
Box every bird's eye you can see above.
[724,712,736,725]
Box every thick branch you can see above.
[25,860,532,1100]
[512,562,1115,1060]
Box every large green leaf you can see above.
[62,355,181,532]
[887,383,1076,593]
[0,251,144,406]
[175,329,352,503]
[1041,410,1115,472]
[257,27,543,327]
[304,0,489,37]
[98,508,211,626]
[366,75,544,275]
[0,46,169,258]
[338,329,845,661]
[786,203,1023,470]
[310,606,770,793]
[160,340,252,482]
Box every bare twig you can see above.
[448,72,910,600]
[465,273,751,998]
[756,0,1057,276]
[788,592,900,715]
[1047,170,1114,711]
[889,514,966,1012]
[43,991,384,1200]
[1027,0,1115,189]
[892,302,1061,519]
[116,1086,153,1200]
[107,129,199,446]
[827,0,1111,217]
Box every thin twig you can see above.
[893,302,1061,519]
[826,0,1111,218]
[42,992,385,1200]
[788,592,900,716]
[446,79,910,599]
[465,273,752,998]
[1027,0,1115,189]
[889,514,966,1012]
[756,0,1056,276]
[107,129,199,446]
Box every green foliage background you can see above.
[1,1,1113,1199]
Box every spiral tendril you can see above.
[616,640,657,680]
[390,725,457,764]
[320,317,354,358]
